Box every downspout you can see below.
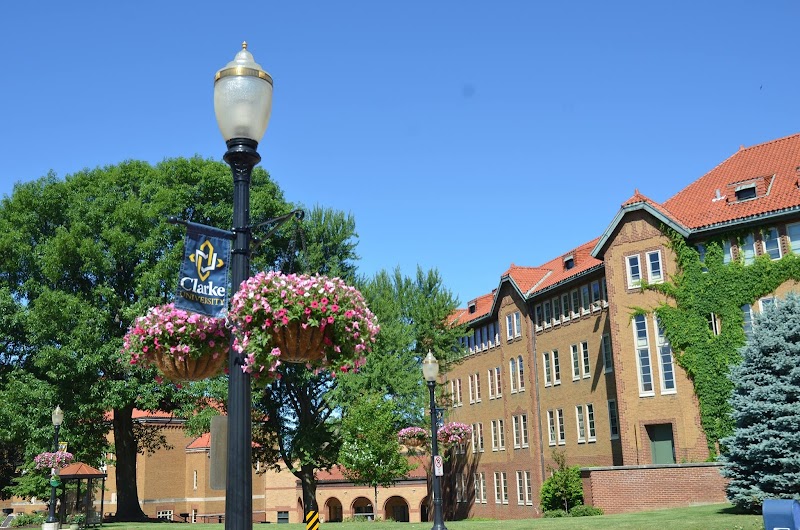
[527,297,547,489]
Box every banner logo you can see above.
[175,223,232,318]
[189,240,224,282]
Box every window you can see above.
[516,471,532,505]
[469,373,481,403]
[473,422,484,452]
[742,233,756,265]
[543,351,552,386]
[576,405,586,443]
[552,297,561,325]
[509,358,518,393]
[543,301,552,328]
[581,341,590,378]
[488,321,497,348]
[514,312,522,338]
[581,284,591,314]
[760,296,775,312]
[708,313,721,335]
[601,333,614,373]
[552,350,561,385]
[494,366,502,397]
[556,409,565,445]
[788,222,800,254]
[655,317,676,393]
[561,293,571,321]
[600,277,608,305]
[735,184,757,201]
[742,304,753,340]
[647,250,663,283]
[590,280,601,309]
[696,243,708,273]
[517,355,525,391]
[586,404,596,441]
[512,414,528,448]
[456,473,467,502]
[494,472,508,504]
[762,227,781,260]
[564,256,575,269]
[450,378,462,406]
[723,239,732,264]
[491,419,505,450]
[608,400,619,439]
[474,472,487,504]
[277,511,290,524]
[488,369,495,399]
[506,311,522,339]
[506,314,514,340]
[547,410,557,446]
[626,255,642,288]
[571,289,580,317]
[633,315,654,395]
[157,511,173,521]
[534,304,544,330]
[571,344,580,381]
[193,469,198,490]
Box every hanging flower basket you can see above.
[437,422,472,446]
[34,450,74,470]
[228,272,379,376]
[122,304,229,382]
[398,426,429,448]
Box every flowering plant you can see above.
[228,272,379,378]
[122,304,229,381]
[34,450,74,470]
[437,422,472,446]
[398,426,429,446]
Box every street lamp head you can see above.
[52,405,64,427]
[421,351,439,382]
[214,42,274,145]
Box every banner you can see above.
[175,222,232,318]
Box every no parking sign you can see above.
[433,455,444,477]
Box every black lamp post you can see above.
[213,42,273,530]
[45,405,64,526]
[422,352,447,530]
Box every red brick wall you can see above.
[581,463,728,514]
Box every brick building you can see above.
[446,132,800,517]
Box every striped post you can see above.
[305,510,320,530]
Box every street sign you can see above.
[433,455,444,477]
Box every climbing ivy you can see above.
[645,229,800,455]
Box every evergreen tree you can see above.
[721,292,800,513]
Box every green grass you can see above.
[96,504,763,530]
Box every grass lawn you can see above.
[96,504,763,530]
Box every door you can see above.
[647,424,675,464]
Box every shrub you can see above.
[10,513,46,527]
[570,504,603,516]
[542,509,568,518]
[539,450,584,511]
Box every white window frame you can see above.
[723,239,733,264]
[556,408,565,445]
[543,351,552,387]
[742,232,756,265]
[520,414,529,447]
[534,304,543,332]
[494,366,502,397]
[760,296,775,312]
[571,344,580,381]
[586,403,596,442]
[576,405,586,443]
[547,410,556,446]
[581,284,591,314]
[516,471,531,506]
[581,340,590,378]
[601,333,613,373]
[762,227,782,260]
[633,315,655,396]
[543,301,552,329]
[552,296,561,325]
[517,355,525,391]
[626,254,642,288]
[561,293,571,321]
[487,368,495,399]
[509,358,518,393]
[646,250,663,284]
[590,280,602,311]
[512,416,521,449]
[742,304,753,340]
[655,316,676,394]
[494,472,502,504]
[506,314,514,341]
[608,400,619,439]
[552,350,561,385]
[474,472,487,504]
[788,222,800,255]
[570,289,581,318]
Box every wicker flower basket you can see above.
[152,350,228,382]
[404,438,425,448]
[269,320,332,364]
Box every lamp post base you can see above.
[42,522,60,530]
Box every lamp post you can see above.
[422,352,447,530]
[213,42,273,530]
[45,406,64,527]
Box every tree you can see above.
[539,451,583,512]
[338,394,414,516]
[721,292,800,513]
[0,158,291,519]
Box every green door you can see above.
[647,424,675,464]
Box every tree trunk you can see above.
[373,484,378,522]
[299,464,318,521]
[112,404,147,521]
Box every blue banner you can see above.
[175,222,232,318]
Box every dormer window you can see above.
[563,255,575,270]
[734,184,757,201]
[468,303,477,314]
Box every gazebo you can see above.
[57,462,107,527]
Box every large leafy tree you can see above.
[721,292,800,513]
[338,393,414,515]
[0,158,291,519]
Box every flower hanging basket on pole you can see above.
[122,304,230,382]
[228,272,379,378]
[398,427,429,449]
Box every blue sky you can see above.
[3,1,799,306]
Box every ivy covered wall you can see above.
[645,230,800,454]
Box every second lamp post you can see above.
[422,351,447,530]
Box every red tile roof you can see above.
[59,462,106,478]
[529,238,603,296]
[452,291,495,324]
[663,133,800,229]
[501,264,551,294]
[187,432,211,450]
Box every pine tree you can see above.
[721,292,800,513]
